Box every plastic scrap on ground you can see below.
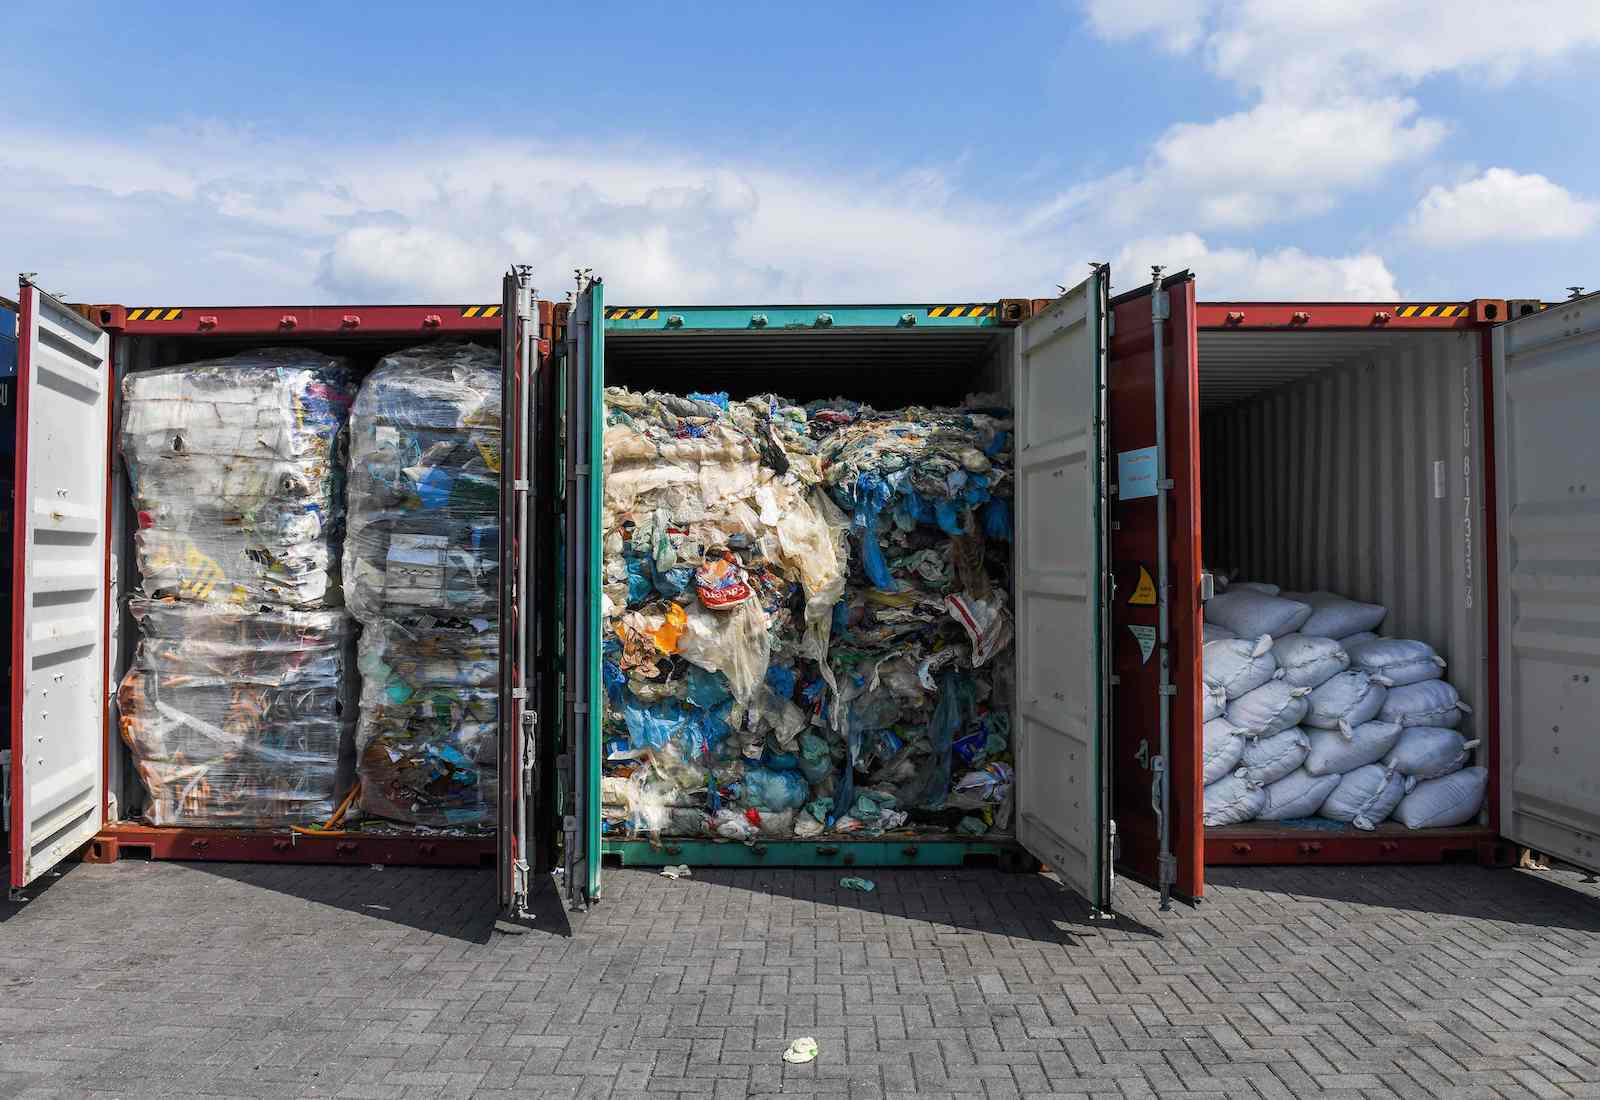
[839,876,876,892]
[782,1038,820,1064]
[599,388,1016,845]
[660,864,692,879]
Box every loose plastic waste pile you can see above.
[344,344,502,829]
[116,351,359,826]
[1200,581,1486,831]
[600,387,1016,844]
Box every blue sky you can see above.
[2,0,1596,305]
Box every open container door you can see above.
[499,269,537,915]
[1493,293,1600,873]
[562,277,604,907]
[8,281,110,891]
[1012,272,1114,913]
[1106,272,1203,906]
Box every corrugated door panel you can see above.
[1200,332,1490,778]
[1494,299,1600,872]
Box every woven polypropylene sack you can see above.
[1380,680,1471,728]
[1202,684,1226,722]
[1320,764,1406,830]
[1204,635,1279,700]
[1393,767,1488,828]
[1226,680,1310,735]
[1339,631,1380,648]
[1383,726,1479,780]
[1203,590,1313,638]
[1272,634,1349,689]
[1228,580,1280,596]
[1346,637,1446,687]
[1235,727,1310,786]
[1203,773,1266,826]
[1203,622,1238,642]
[1257,768,1340,820]
[1305,670,1390,733]
[1298,593,1388,638]
[1304,721,1402,776]
[1203,717,1245,785]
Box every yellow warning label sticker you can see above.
[1129,565,1156,606]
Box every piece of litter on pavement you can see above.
[782,1037,819,1064]
[370,864,384,871]
[839,876,875,892]
[660,864,691,879]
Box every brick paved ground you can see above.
[1,857,1598,1099]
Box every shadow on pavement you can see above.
[602,863,1164,944]
[1202,862,1600,931]
[187,860,576,943]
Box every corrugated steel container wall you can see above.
[1199,330,1491,749]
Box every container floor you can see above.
[86,822,496,868]
[603,834,1031,870]
[1205,822,1503,866]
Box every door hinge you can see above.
[1159,684,1178,696]
[510,686,526,701]
[1156,478,1175,491]
[1107,313,1115,338]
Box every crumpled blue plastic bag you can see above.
[742,767,809,811]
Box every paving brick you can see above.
[2,859,1599,1098]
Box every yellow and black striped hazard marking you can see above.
[126,308,184,321]
[606,307,660,321]
[927,304,995,319]
[460,305,502,318]
[1395,304,1468,318]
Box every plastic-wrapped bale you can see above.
[116,599,356,827]
[343,344,503,620]
[598,388,852,841]
[354,619,499,828]
[120,350,357,609]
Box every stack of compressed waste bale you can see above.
[1201,581,1483,831]
[343,344,502,829]
[599,388,1016,842]
[116,350,359,826]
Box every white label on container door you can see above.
[1128,624,1156,664]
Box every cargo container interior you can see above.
[600,322,1021,863]
[598,312,1493,872]
[105,331,500,835]
[1196,325,1492,848]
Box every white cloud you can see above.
[1086,1,1600,100]
[1408,168,1599,246]
[1070,0,1600,233]
[0,127,1086,304]
[1114,233,1400,299]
